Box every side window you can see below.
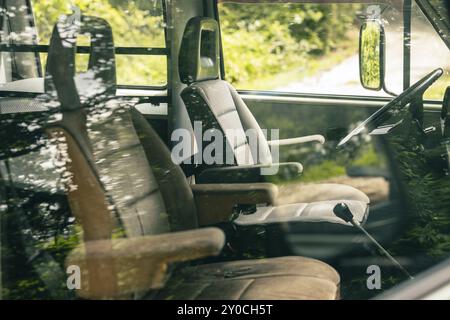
[0,0,42,85]
[218,2,392,96]
[218,1,448,100]
[34,0,167,88]
[0,0,167,90]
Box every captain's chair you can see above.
[179,17,372,206]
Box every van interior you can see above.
[0,0,449,300]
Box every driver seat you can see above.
[178,17,371,205]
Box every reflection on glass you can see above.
[360,20,383,90]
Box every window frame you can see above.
[0,0,169,91]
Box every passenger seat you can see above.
[178,17,371,206]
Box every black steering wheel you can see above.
[337,68,444,148]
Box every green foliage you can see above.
[32,0,166,86]
[360,21,382,90]
[307,145,383,182]
[384,121,450,261]
[425,73,450,100]
[352,144,384,167]
[219,3,360,88]
[298,160,346,183]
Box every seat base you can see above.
[156,256,340,300]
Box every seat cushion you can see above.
[232,200,369,260]
[156,256,340,300]
[276,183,370,205]
[181,79,273,166]
[234,200,368,227]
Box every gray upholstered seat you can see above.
[178,17,371,207]
[43,14,340,300]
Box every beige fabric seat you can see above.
[158,256,340,300]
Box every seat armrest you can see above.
[66,228,225,299]
[192,183,278,226]
[268,134,326,146]
[197,162,303,184]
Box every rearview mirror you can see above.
[359,20,385,91]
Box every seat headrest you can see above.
[179,17,220,84]
[45,15,116,111]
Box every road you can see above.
[277,29,450,96]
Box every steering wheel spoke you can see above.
[337,68,444,149]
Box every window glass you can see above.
[0,0,167,90]
[0,0,42,84]
[428,0,449,29]
[0,117,83,299]
[32,0,166,48]
[218,1,449,99]
[115,55,167,87]
[411,1,450,100]
[218,2,391,96]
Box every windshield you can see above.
[1,0,450,301]
[217,1,450,100]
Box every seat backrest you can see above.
[44,14,199,297]
[46,14,199,234]
[179,17,272,168]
